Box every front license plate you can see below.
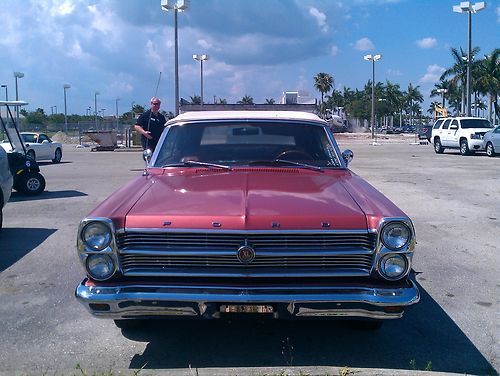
[220,304,274,314]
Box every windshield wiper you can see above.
[162,160,232,170]
[247,159,323,172]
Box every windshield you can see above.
[154,121,341,168]
[461,119,493,129]
[20,133,38,143]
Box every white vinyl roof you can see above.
[167,110,325,125]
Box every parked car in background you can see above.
[431,117,493,155]
[418,124,433,142]
[1,132,63,163]
[0,146,13,233]
[75,110,419,330]
[482,125,500,157]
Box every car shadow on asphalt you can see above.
[123,282,496,375]
[9,190,87,202]
[0,228,56,272]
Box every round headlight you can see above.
[380,254,407,280]
[82,222,112,251]
[381,222,411,250]
[86,254,115,280]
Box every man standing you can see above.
[134,97,167,152]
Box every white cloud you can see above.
[416,37,437,49]
[420,64,445,83]
[354,37,374,51]
[197,39,212,50]
[51,1,75,16]
[68,41,92,61]
[387,69,402,77]
[330,45,340,56]
[309,7,329,33]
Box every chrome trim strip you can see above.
[75,279,420,319]
[118,228,372,235]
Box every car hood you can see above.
[107,168,406,231]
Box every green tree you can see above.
[405,83,424,126]
[237,95,254,104]
[190,95,201,105]
[441,46,480,114]
[24,108,47,124]
[476,48,500,123]
[314,73,334,114]
[265,98,276,104]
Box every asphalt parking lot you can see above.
[0,137,498,375]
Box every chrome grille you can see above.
[116,231,376,277]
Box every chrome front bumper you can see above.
[75,278,420,320]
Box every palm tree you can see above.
[314,73,334,115]
[190,95,201,105]
[237,95,254,105]
[476,48,500,123]
[430,80,451,108]
[441,46,480,114]
[406,84,424,128]
[265,98,276,104]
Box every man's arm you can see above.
[134,124,152,139]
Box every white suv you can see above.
[431,117,494,155]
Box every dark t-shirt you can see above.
[135,109,167,151]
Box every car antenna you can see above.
[144,71,162,152]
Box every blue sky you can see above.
[0,0,498,116]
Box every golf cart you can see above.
[0,101,46,195]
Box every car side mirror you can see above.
[342,149,353,166]
[143,149,152,163]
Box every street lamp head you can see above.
[453,1,486,13]
[63,83,71,89]
[363,54,373,61]
[193,54,209,61]
[1,85,6,88]
[95,91,100,96]
[13,72,24,78]
[373,54,382,61]
[161,0,189,12]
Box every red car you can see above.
[75,111,419,329]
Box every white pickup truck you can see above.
[431,117,494,155]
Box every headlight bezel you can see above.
[77,217,118,281]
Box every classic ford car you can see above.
[75,111,419,329]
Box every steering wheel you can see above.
[275,149,313,161]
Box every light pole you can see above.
[363,54,382,139]
[63,84,71,133]
[161,0,189,116]
[437,88,448,108]
[115,98,120,129]
[14,71,24,128]
[453,1,486,116]
[1,85,7,100]
[94,91,100,129]
[193,54,209,106]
